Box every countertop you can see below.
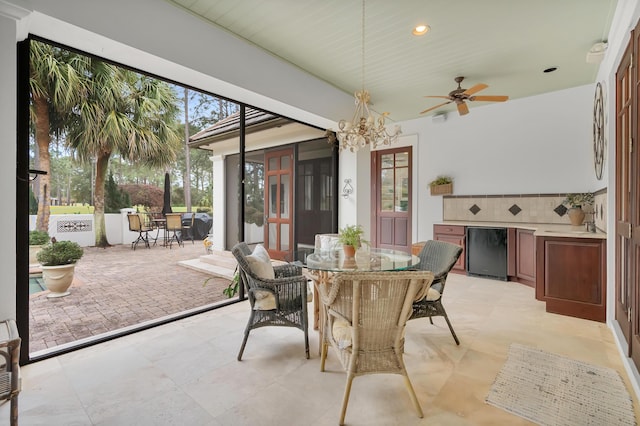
[438,221,606,240]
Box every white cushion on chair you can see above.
[245,244,276,309]
[426,287,441,301]
[253,293,276,310]
[332,318,352,349]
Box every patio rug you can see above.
[486,343,636,426]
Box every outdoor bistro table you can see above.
[151,218,168,247]
[298,247,420,353]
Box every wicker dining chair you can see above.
[231,242,309,360]
[0,319,21,426]
[181,213,196,244]
[318,270,434,425]
[409,239,463,345]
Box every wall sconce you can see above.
[342,178,354,199]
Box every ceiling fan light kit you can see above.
[328,0,401,152]
[420,76,509,117]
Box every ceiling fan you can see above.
[420,76,509,116]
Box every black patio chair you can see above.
[231,242,309,360]
[409,239,463,345]
[181,213,195,244]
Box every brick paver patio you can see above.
[29,241,232,354]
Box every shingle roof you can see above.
[189,107,287,146]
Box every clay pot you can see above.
[343,245,356,258]
[567,207,586,226]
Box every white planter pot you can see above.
[41,263,76,298]
[29,245,43,265]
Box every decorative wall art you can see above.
[593,81,606,180]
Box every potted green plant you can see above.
[429,175,453,195]
[36,239,84,298]
[29,230,50,265]
[338,224,369,257]
[563,192,594,226]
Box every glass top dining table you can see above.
[299,247,420,273]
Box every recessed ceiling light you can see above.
[543,67,558,73]
[412,24,430,36]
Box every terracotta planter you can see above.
[41,263,76,298]
[343,245,356,258]
[567,207,586,226]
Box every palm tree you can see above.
[67,62,181,247]
[29,40,87,232]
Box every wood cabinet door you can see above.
[614,20,640,366]
[433,225,466,271]
[538,237,606,322]
[516,229,536,285]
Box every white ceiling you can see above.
[166,0,617,122]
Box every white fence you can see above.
[31,209,259,249]
[30,208,142,247]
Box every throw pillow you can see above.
[246,244,275,280]
[245,244,275,304]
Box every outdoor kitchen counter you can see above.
[438,221,606,240]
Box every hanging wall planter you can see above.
[429,176,453,196]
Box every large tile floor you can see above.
[4,273,640,425]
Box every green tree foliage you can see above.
[104,173,131,213]
[66,61,181,247]
[30,40,87,231]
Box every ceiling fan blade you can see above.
[457,101,469,115]
[423,96,451,100]
[420,101,451,115]
[463,83,488,96]
[470,95,509,102]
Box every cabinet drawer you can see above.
[433,224,465,236]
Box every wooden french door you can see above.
[615,18,640,368]
[371,147,412,251]
[264,148,294,260]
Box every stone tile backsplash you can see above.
[443,190,607,233]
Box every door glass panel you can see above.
[281,174,290,219]
[395,152,408,167]
[381,154,394,168]
[380,169,394,211]
[269,175,278,218]
[304,175,313,210]
[281,223,290,251]
[281,155,290,170]
[269,223,277,248]
[269,157,278,171]
[321,175,332,210]
[395,167,408,212]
